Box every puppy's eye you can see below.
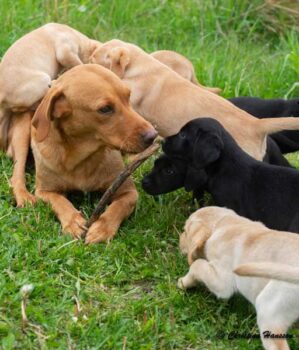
[164,168,174,175]
[98,105,114,115]
[180,132,186,139]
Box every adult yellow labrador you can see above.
[31,64,157,243]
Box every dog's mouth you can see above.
[141,176,154,193]
[141,176,161,195]
[120,143,148,154]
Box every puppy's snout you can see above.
[142,130,158,147]
[141,175,151,188]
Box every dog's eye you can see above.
[98,105,114,115]
[180,132,186,139]
[164,168,174,175]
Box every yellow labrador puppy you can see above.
[179,206,299,350]
[151,50,221,94]
[0,23,101,206]
[90,39,299,161]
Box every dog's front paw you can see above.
[85,217,116,244]
[177,278,186,290]
[14,189,37,207]
[63,212,87,239]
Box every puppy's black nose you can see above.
[142,176,150,188]
[142,130,158,147]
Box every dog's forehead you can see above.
[57,65,129,101]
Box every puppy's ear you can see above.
[107,47,130,78]
[32,87,72,142]
[187,220,211,265]
[184,167,208,192]
[192,131,223,168]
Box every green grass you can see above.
[0,0,299,349]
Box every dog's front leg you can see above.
[85,179,138,244]
[178,259,234,299]
[36,190,86,239]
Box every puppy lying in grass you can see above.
[229,97,299,154]
[91,39,299,163]
[178,206,299,350]
[143,118,299,233]
[31,64,157,243]
[0,23,101,207]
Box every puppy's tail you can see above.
[258,117,299,135]
[234,262,299,284]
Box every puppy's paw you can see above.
[177,278,186,290]
[15,189,37,207]
[63,212,87,239]
[85,218,116,244]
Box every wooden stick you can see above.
[84,142,160,232]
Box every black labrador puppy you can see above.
[142,118,299,233]
[229,97,299,153]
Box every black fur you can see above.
[229,97,299,153]
[142,118,299,233]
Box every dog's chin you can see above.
[142,182,178,196]
[123,142,150,154]
[108,142,146,154]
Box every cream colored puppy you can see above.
[151,50,221,94]
[179,206,299,350]
[0,23,101,206]
[90,39,299,161]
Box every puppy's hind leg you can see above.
[178,259,235,299]
[0,107,10,150]
[8,111,36,207]
[256,281,298,350]
[55,42,83,68]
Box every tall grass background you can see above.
[0,1,298,349]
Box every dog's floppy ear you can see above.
[32,86,72,142]
[192,131,223,168]
[184,167,208,192]
[107,47,130,78]
[186,220,211,265]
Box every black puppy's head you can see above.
[142,154,208,195]
[142,155,187,195]
[163,118,224,169]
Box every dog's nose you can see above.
[142,176,150,187]
[141,176,152,192]
[142,130,158,147]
